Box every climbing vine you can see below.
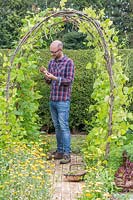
[1,2,132,163]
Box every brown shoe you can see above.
[60,154,71,164]
[47,151,63,160]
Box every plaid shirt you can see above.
[48,55,74,101]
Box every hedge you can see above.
[0,49,132,133]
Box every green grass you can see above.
[46,134,86,154]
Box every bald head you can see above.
[50,40,63,50]
[50,40,64,59]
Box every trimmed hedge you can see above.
[0,49,132,133]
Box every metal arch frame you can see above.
[6,9,115,158]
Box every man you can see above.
[40,40,75,164]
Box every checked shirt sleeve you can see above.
[59,59,74,86]
[44,62,52,84]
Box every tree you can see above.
[47,0,90,10]
[46,0,132,48]
[62,31,87,49]
[87,0,133,48]
[105,0,133,48]
[129,0,133,47]
[0,0,34,48]
[0,0,132,48]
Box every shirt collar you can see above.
[54,55,67,63]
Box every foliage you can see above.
[1,4,132,160]
[76,6,132,199]
[0,0,36,48]
[79,0,131,48]
[78,7,132,163]
[48,0,90,10]
[80,166,115,200]
[3,54,42,142]
[80,166,132,200]
[0,0,132,49]
[0,49,132,134]
[108,133,133,170]
[114,150,133,192]
[105,0,133,48]
[0,8,67,148]
[0,4,132,199]
[80,132,133,199]
[47,0,133,48]
[62,31,88,49]
[120,49,133,117]
[0,140,53,200]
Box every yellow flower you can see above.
[29,184,33,188]
[33,152,39,156]
[13,192,17,194]
[45,169,52,173]
[31,166,37,171]
[18,173,23,177]
[32,176,36,179]
[50,163,55,167]
[40,153,46,157]
[24,174,29,177]
[41,179,45,183]
[37,176,42,180]
[38,160,44,164]
[40,164,45,169]
[42,142,46,144]
[39,148,43,152]
[4,182,9,184]
[85,193,92,197]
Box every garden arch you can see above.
[6,9,115,158]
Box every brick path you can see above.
[50,154,85,200]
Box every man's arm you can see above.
[40,66,52,84]
[44,60,74,86]
[59,59,74,86]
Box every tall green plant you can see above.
[1,3,132,162]
[79,8,133,164]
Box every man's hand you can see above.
[40,66,47,73]
[40,66,57,81]
[45,72,58,81]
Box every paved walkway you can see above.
[50,154,85,200]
